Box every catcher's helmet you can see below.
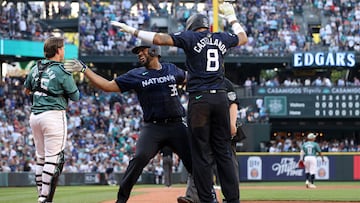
[185,13,209,31]
[131,42,161,57]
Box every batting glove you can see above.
[219,2,237,23]
[64,59,87,73]
[110,21,136,35]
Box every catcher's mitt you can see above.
[297,160,305,169]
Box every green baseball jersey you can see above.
[24,59,80,114]
[301,141,321,156]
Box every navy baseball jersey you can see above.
[170,30,239,92]
[114,62,186,122]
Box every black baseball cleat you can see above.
[177,196,195,203]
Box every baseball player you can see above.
[225,78,241,181]
[110,2,247,202]
[179,78,240,203]
[24,36,80,203]
[300,133,324,189]
[64,43,195,203]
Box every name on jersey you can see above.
[142,74,176,87]
[194,37,227,54]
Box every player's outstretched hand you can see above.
[64,59,87,73]
[110,21,136,35]
[219,2,237,23]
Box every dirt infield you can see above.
[101,186,358,203]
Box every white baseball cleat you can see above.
[305,180,309,188]
[38,197,46,203]
[308,184,317,189]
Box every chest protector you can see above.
[33,60,63,97]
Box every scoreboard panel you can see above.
[256,87,360,118]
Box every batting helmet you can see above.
[185,13,209,31]
[131,42,161,57]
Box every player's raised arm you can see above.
[219,2,248,46]
[110,21,174,46]
[64,59,121,92]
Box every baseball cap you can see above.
[307,133,316,139]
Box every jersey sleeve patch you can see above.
[227,91,237,101]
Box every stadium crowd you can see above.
[265,136,360,153]
[1,0,360,179]
[1,75,359,174]
[0,1,76,41]
[0,77,185,177]
[247,75,360,88]
[1,0,360,56]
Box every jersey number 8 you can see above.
[206,49,219,72]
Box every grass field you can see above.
[1,182,360,203]
[240,182,360,202]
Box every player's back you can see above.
[25,60,77,114]
[170,30,238,92]
[302,141,320,156]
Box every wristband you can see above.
[137,30,156,44]
[232,22,245,34]
[127,26,137,35]
[78,60,87,73]
[227,14,237,24]
[81,66,87,73]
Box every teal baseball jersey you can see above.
[24,59,80,114]
[301,141,321,156]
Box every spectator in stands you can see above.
[353,77,360,86]
[283,77,292,86]
[154,160,164,185]
[322,76,332,87]
[0,159,12,172]
[23,159,35,172]
[244,77,252,97]
[304,78,311,86]
[312,76,323,86]
[337,77,346,86]
[269,142,280,153]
